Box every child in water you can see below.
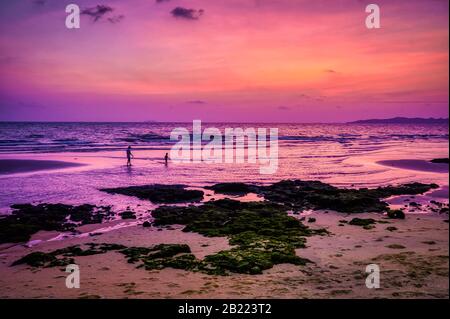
[126,146,134,166]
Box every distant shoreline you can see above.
[348,117,449,124]
[0,118,448,125]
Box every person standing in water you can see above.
[126,146,134,166]
[164,152,169,166]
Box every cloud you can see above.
[171,7,204,20]
[156,0,171,3]
[186,100,207,104]
[324,69,337,73]
[108,15,125,24]
[81,5,124,24]
[278,106,290,111]
[295,93,310,99]
[82,5,115,22]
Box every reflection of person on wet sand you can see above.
[164,153,169,166]
[126,146,134,166]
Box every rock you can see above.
[307,217,316,223]
[119,211,136,220]
[0,204,114,244]
[386,244,406,249]
[257,180,437,213]
[205,183,258,195]
[151,199,326,275]
[12,243,126,268]
[387,209,405,219]
[11,252,71,268]
[349,218,376,227]
[119,244,200,271]
[430,158,449,164]
[101,184,204,204]
[142,221,151,227]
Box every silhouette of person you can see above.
[126,146,134,166]
[164,152,169,166]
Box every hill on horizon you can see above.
[348,117,449,124]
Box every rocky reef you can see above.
[151,199,327,274]
[207,180,438,213]
[5,179,443,276]
[12,243,126,267]
[0,204,114,244]
[430,158,449,164]
[101,184,204,204]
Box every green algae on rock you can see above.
[387,209,406,219]
[205,183,259,195]
[151,199,324,274]
[152,199,325,241]
[12,252,75,268]
[349,218,377,229]
[119,211,136,220]
[101,184,204,203]
[12,243,127,268]
[119,244,202,272]
[206,180,438,213]
[0,204,114,244]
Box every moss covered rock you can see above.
[101,184,204,204]
[0,204,114,244]
[206,183,258,195]
[387,209,406,219]
[12,243,127,268]
[206,180,438,214]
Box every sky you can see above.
[0,0,448,122]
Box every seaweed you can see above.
[387,209,405,219]
[101,184,204,203]
[12,252,74,268]
[206,180,438,213]
[119,244,201,271]
[349,218,377,229]
[119,211,136,220]
[151,199,324,274]
[0,204,114,244]
[205,183,258,195]
[12,243,127,268]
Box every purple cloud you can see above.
[171,7,204,20]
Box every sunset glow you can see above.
[0,0,448,122]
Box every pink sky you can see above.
[0,0,448,122]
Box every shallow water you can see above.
[0,122,448,212]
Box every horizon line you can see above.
[0,117,448,125]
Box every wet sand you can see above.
[0,159,86,175]
[0,208,447,299]
[377,159,449,173]
[0,153,448,299]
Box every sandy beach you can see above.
[0,209,447,299]
[0,154,448,299]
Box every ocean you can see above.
[0,122,448,212]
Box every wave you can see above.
[0,123,448,154]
